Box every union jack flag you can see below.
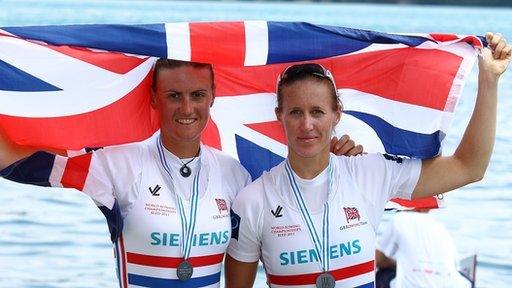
[0,21,483,209]
[215,198,228,214]
[343,207,361,223]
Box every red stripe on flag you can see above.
[0,70,159,150]
[246,121,287,145]
[215,47,463,111]
[214,64,282,96]
[391,197,439,209]
[332,48,461,112]
[429,34,483,49]
[47,45,148,74]
[459,35,484,48]
[61,153,92,190]
[190,22,246,66]
[429,33,459,42]
[267,260,374,285]
[126,252,224,268]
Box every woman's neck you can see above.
[160,134,200,159]
[288,151,330,180]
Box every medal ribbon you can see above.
[285,159,333,273]
[157,135,200,261]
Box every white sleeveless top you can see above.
[47,132,250,288]
[228,153,420,288]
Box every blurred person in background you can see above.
[376,209,472,288]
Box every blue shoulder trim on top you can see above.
[230,209,241,241]
[98,200,124,243]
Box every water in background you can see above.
[0,0,511,287]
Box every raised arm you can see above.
[412,32,511,199]
[330,134,364,156]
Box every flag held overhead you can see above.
[0,21,483,209]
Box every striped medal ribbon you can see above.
[284,159,336,288]
[157,135,200,281]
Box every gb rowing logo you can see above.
[343,207,360,223]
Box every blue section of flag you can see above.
[477,35,488,47]
[355,282,375,288]
[235,135,284,180]
[3,24,167,58]
[266,22,429,64]
[0,151,54,186]
[128,272,220,288]
[345,110,442,158]
[0,59,61,91]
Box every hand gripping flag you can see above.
[0,21,484,209]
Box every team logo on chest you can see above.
[215,198,228,214]
[148,184,161,196]
[144,183,177,216]
[271,205,283,218]
[343,207,360,223]
[340,207,367,231]
[212,198,230,220]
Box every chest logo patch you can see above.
[271,205,283,218]
[343,207,360,223]
[148,184,161,196]
[215,198,228,214]
[340,207,367,231]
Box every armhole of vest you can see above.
[116,145,146,221]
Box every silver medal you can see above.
[177,260,193,281]
[157,137,200,283]
[315,272,335,288]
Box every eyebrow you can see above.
[162,89,179,93]
[162,89,208,94]
[191,89,208,93]
[288,105,325,110]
